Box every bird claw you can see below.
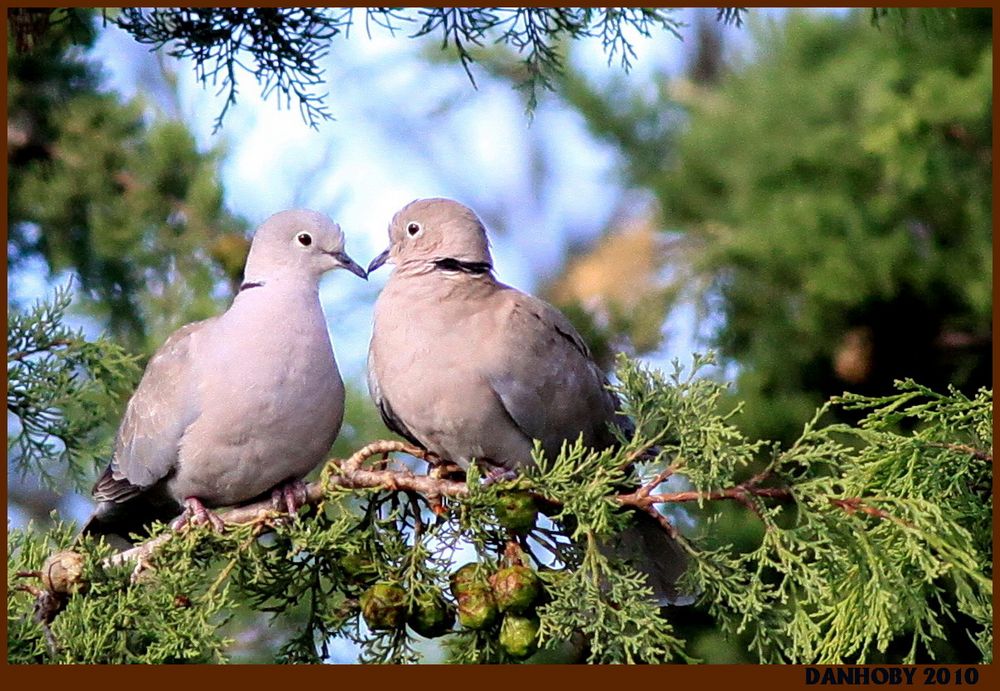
[172,497,226,533]
[482,466,518,486]
[271,479,308,517]
[420,449,444,465]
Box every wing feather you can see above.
[93,319,211,503]
[485,288,620,455]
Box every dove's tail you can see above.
[600,507,693,606]
[76,499,174,551]
[601,508,694,605]
[76,510,136,552]
[595,428,693,604]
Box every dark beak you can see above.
[332,250,368,280]
[367,247,390,274]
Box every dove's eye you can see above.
[297,233,313,246]
[406,222,422,237]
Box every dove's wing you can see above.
[483,287,620,458]
[92,319,212,504]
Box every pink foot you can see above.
[171,497,226,533]
[482,466,518,486]
[271,479,308,517]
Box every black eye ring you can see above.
[297,233,312,246]
[407,222,421,237]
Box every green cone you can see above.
[407,589,455,638]
[495,491,538,533]
[449,562,483,596]
[456,583,498,630]
[340,553,378,586]
[500,615,540,658]
[360,582,407,631]
[490,565,541,614]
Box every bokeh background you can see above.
[7,7,992,662]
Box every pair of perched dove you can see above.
[82,199,683,602]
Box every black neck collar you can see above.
[432,258,493,275]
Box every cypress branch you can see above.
[7,298,991,663]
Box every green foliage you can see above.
[8,519,233,663]
[870,8,963,32]
[525,440,631,541]
[675,9,992,442]
[8,350,990,664]
[112,7,690,123]
[683,380,992,663]
[7,285,140,491]
[830,382,993,660]
[113,7,339,131]
[540,8,992,662]
[538,544,687,664]
[615,353,768,495]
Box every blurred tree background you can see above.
[544,8,992,445]
[7,7,992,664]
[7,9,249,352]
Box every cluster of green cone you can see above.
[360,557,545,658]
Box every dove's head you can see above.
[243,209,367,284]
[367,198,493,276]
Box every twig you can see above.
[634,459,683,499]
[642,486,792,504]
[925,441,992,463]
[619,480,791,523]
[526,531,565,564]
[620,429,669,468]
[15,583,65,655]
[827,497,902,523]
[619,479,909,529]
[204,531,260,600]
[340,439,431,472]
[744,461,777,488]
[8,338,74,362]
[618,482,791,523]
[405,491,425,537]
[639,504,680,539]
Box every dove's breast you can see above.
[369,275,537,470]
[169,284,345,506]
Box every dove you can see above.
[366,198,686,602]
[80,209,367,545]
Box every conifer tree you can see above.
[553,8,992,444]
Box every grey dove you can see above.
[81,209,367,544]
[366,197,686,603]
